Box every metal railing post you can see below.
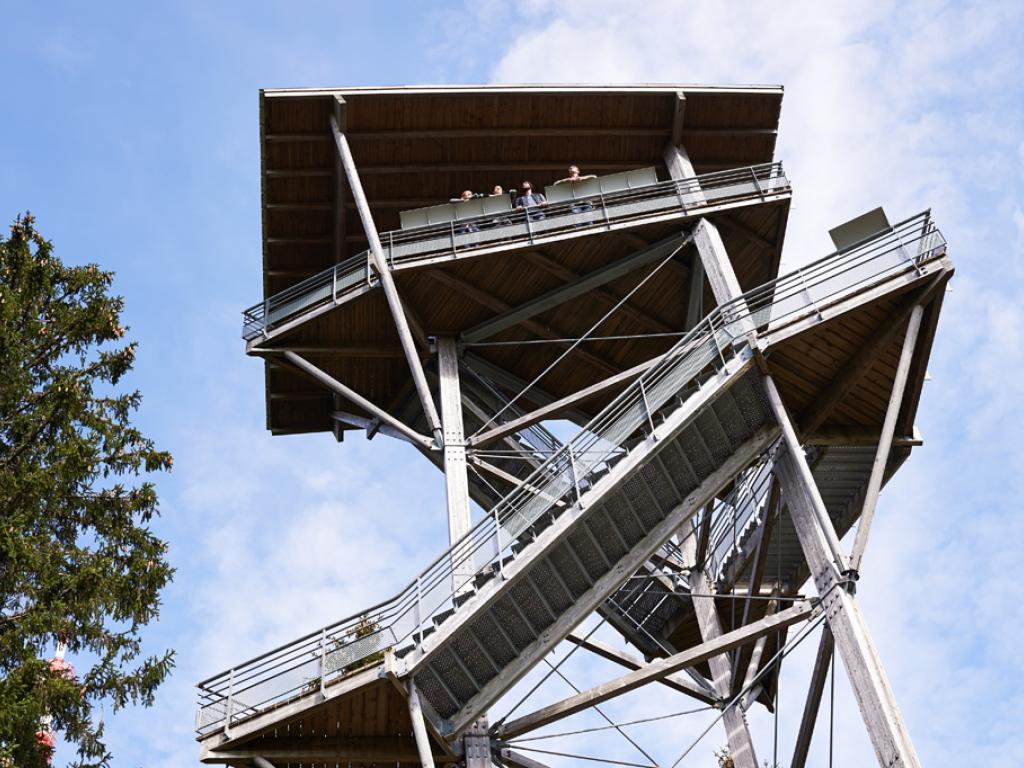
[332,264,338,302]
[524,207,534,242]
[750,166,764,199]
[450,220,457,252]
[639,378,656,438]
[262,298,270,336]
[712,315,728,368]
[223,668,235,737]
[414,576,423,645]
[599,191,611,228]
[388,230,395,268]
[319,628,327,696]
[494,506,505,579]
[568,445,582,505]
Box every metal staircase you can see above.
[197,210,948,745]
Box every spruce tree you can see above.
[0,214,174,767]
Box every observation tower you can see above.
[196,84,951,768]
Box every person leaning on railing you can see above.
[514,180,547,220]
[450,189,482,233]
[553,164,597,214]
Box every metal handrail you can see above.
[197,211,946,735]
[242,162,791,340]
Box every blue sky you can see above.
[3,1,1023,766]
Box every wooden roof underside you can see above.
[260,85,783,297]
[261,202,789,435]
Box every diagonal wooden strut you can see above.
[462,231,693,344]
[848,303,924,571]
[696,215,924,767]
[498,601,817,740]
[277,351,434,449]
[330,112,443,444]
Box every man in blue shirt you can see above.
[514,180,547,220]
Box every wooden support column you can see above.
[408,679,438,768]
[663,119,706,330]
[849,304,925,571]
[332,97,347,265]
[680,536,759,768]
[437,337,474,591]
[764,376,921,768]
[689,224,922,767]
[329,113,443,444]
[791,626,834,768]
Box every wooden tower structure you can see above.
[195,84,952,768]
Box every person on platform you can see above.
[514,181,547,220]
[553,165,596,185]
[490,185,505,196]
[451,189,480,233]
[554,164,597,214]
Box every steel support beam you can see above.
[330,113,443,444]
[279,351,434,450]
[462,231,692,344]
[498,601,817,739]
[791,626,835,768]
[849,304,924,571]
[437,338,474,592]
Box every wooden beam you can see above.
[685,251,705,331]
[681,535,759,768]
[278,351,434,450]
[795,276,942,438]
[425,270,621,377]
[264,127,775,142]
[460,352,590,425]
[204,738,445,764]
[330,113,443,443]
[730,483,781,696]
[849,304,924,571]
[499,601,817,739]
[252,344,406,358]
[671,91,687,147]
[805,425,922,447]
[791,627,834,768]
[718,215,775,253]
[462,231,691,343]
[520,251,677,333]
[564,632,717,705]
[499,749,553,768]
